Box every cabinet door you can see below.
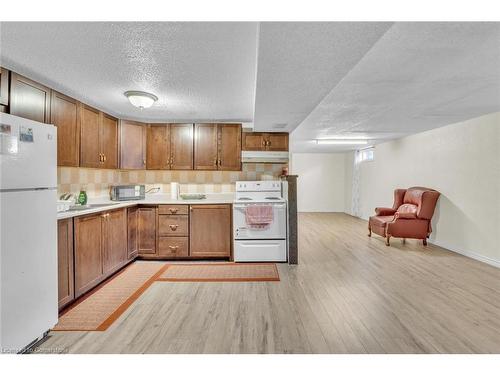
[189,205,231,258]
[147,124,170,170]
[242,132,266,151]
[9,72,51,123]
[0,67,9,107]
[57,218,74,309]
[102,209,128,275]
[138,207,157,255]
[218,124,241,171]
[267,133,289,151]
[127,207,139,260]
[120,120,146,169]
[50,91,80,167]
[194,123,218,170]
[74,214,103,297]
[80,105,102,168]
[101,113,119,169]
[170,124,193,170]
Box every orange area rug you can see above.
[156,263,280,282]
[52,262,279,332]
[53,262,168,331]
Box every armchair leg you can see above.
[423,238,427,246]
[402,238,406,244]
[385,236,391,246]
[368,225,372,237]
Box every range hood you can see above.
[241,151,289,164]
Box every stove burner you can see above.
[237,197,252,201]
[265,197,280,200]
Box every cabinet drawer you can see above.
[158,237,189,257]
[158,215,189,236]
[158,205,189,215]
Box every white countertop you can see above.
[57,193,235,220]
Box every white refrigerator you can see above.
[0,113,58,353]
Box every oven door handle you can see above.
[233,204,286,209]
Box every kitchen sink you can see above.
[68,203,120,211]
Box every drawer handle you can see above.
[169,224,178,231]
[169,208,178,214]
[168,245,179,250]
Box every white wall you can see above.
[344,112,500,267]
[291,153,346,212]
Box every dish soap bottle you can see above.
[78,188,88,206]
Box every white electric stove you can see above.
[233,181,288,262]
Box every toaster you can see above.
[110,185,145,201]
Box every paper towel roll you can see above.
[170,182,179,200]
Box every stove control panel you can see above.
[236,181,281,192]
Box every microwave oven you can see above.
[110,185,145,201]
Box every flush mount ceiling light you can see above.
[316,139,369,145]
[124,91,158,109]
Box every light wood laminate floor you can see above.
[39,213,500,353]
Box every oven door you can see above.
[233,203,287,239]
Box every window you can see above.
[357,148,374,163]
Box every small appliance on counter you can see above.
[170,182,180,200]
[110,184,145,201]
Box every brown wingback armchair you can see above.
[368,187,440,246]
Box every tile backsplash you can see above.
[58,163,286,198]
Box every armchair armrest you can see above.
[375,207,397,216]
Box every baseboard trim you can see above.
[429,240,500,269]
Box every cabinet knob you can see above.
[169,208,178,214]
[169,224,178,231]
[168,245,179,250]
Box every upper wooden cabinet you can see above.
[147,124,170,170]
[194,123,218,170]
[9,72,51,123]
[242,132,288,152]
[120,120,147,169]
[100,113,119,169]
[170,123,194,170]
[80,104,102,168]
[218,124,241,170]
[194,123,241,171]
[80,105,102,168]
[189,204,231,258]
[0,67,9,109]
[50,91,80,167]
[80,105,118,169]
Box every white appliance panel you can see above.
[234,240,287,262]
[233,203,287,240]
[0,113,57,190]
[0,189,58,351]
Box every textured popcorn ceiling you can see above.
[0,22,259,122]
[291,22,500,152]
[1,22,499,151]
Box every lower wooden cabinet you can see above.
[189,205,231,258]
[138,206,157,255]
[57,218,74,309]
[74,208,128,297]
[158,237,189,257]
[102,208,128,275]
